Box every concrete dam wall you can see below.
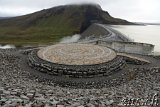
[81,40,154,55]
[97,40,154,55]
[80,23,154,55]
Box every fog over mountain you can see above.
[0,0,160,23]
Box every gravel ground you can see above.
[0,49,160,107]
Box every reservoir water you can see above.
[110,25,160,53]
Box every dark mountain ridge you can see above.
[0,4,133,45]
[0,17,11,20]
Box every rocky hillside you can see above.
[0,4,133,45]
[0,17,11,20]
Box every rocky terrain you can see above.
[0,48,160,107]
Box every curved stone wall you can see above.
[27,49,126,78]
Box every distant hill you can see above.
[134,22,160,25]
[0,17,11,20]
[0,17,4,19]
[0,4,133,46]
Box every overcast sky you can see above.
[0,0,160,23]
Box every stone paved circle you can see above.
[38,43,117,65]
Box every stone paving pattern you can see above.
[38,44,116,65]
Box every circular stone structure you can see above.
[28,43,126,78]
[38,43,117,65]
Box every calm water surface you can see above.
[110,25,160,53]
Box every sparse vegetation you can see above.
[0,4,132,46]
[128,72,137,80]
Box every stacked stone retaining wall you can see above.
[27,49,126,78]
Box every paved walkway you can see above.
[117,53,150,63]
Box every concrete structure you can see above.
[80,23,154,55]
[80,40,154,55]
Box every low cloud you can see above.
[0,0,160,22]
